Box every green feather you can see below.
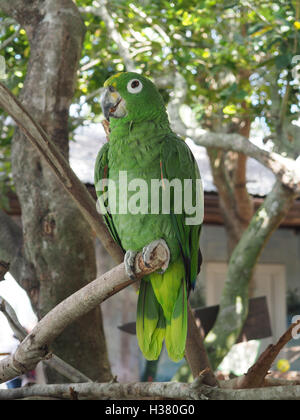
[136,279,165,360]
[150,259,185,321]
[160,136,203,293]
[165,277,187,362]
[94,142,125,251]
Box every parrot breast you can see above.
[107,119,180,261]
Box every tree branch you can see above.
[0,242,169,384]
[167,74,300,195]
[0,296,93,383]
[205,180,297,369]
[0,26,20,50]
[238,318,300,389]
[0,81,124,264]
[186,306,218,386]
[1,380,300,400]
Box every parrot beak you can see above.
[101,86,127,121]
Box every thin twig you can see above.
[0,26,20,51]
[0,296,92,383]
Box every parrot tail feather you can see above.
[136,279,165,360]
[165,277,187,362]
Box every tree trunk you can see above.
[0,0,111,383]
[207,109,254,256]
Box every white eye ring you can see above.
[127,79,143,93]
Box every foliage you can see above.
[74,0,300,155]
[0,15,28,207]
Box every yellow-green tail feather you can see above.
[136,259,187,362]
[136,279,165,360]
[165,278,187,362]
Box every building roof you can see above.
[70,124,276,197]
[5,123,300,227]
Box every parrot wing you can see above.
[94,142,124,251]
[160,134,203,291]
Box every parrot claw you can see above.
[142,239,170,274]
[124,250,138,280]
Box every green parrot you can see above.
[95,72,203,362]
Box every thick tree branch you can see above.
[0,81,124,264]
[0,243,169,384]
[167,74,300,195]
[185,307,217,386]
[194,132,299,194]
[1,0,114,381]
[1,380,300,400]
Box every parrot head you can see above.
[101,72,166,124]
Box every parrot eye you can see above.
[127,79,143,94]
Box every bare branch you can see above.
[0,26,20,50]
[186,305,218,387]
[238,318,300,389]
[192,132,300,194]
[0,296,27,340]
[0,242,169,384]
[167,75,300,194]
[0,296,92,383]
[0,380,202,400]
[1,380,300,400]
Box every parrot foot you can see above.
[124,250,138,281]
[142,239,170,274]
